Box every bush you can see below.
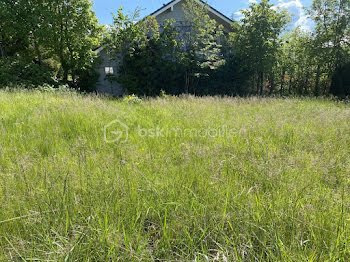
[37,84,74,93]
[123,94,142,104]
[330,63,350,98]
[0,57,57,88]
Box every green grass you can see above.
[0,90,349,261]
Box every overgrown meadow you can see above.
[0,90,349,261]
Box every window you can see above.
[105,67,114,75]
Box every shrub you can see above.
[37,84,74,93]
[123,94,142,104]
[330,63,350,98]
[0,57,57,88]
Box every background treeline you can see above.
[0,0,102,90]
[1,0,349,97]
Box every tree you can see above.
[108,8,183,96]
[0,0,47,61]
[0,0,101,90]
[280,29,319,95]
[232,0,289,95]
[108,2,227,96]
[309,0,350,95]
[182,0,225,94]
[49,0,102,86]
[0,0,58,87]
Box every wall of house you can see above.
[155,1,231,32]
[94,0,232,96]
[156,2,186,26]
[95,49,124,96]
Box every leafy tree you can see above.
[0,0,48,61]
[309,0,350,95]
[0,0,101,90]
[207,33,252,96]
[182,0,225,94]
[108,8,184,96]
[232,0,289,95]
[310,0,349,69]
[48,0,102,86]
[281,29,319,95]
[278,0,349,97]
[330,63,350,97]
[0,0,57,87]
[0,1,27,58]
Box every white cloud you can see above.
[234,10,244,20]
[272,0,312,31]
[295,13,311,32]
[275,0,303,9]
[236,0,313,30]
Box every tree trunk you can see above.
[57,5,68,83]
[269,74,275,95]
[304,74,310,95]
[0,43,4,58]
[185,70,189,94]
[34,40,42,65]
[280,69,286,95]
[256,72,260,95]
[0,35,3,57]
[0,35,4,57]
[62,65,68,83]
[288,77,292,95]
[68,45,76,85]
[259,71,264,96]
[314,65,321,96]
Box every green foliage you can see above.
[0,0,102,91]
[309,0,350,95]
[0,57,57,88]
[44,0,102,87]
[231,0,289,95]
[122,94,143,104]
[108,0,348,97]
[310,0,349,69]
[107,8,159,57]
[75,58,101,93]
[208,35,253,96]
[108,10,184,96]
[1,0,349,97]
[330,63,350,97]
[279,28,320,95]
[0,91,350,260]
[183,0,225,71]
[160,89,169,99]
[36,84,73,93]
[108,3,228,96]
[273,0,350,97]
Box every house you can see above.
[94,0,233,96]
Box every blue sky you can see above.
[92,0,314,30]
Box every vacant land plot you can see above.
[0,91,349,261]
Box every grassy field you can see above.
[0,90,349,261]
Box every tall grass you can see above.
[0,90,349,261]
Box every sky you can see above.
[92,0,314,31]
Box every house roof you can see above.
[94,0,234,54]
[149,0,233,26]
[94,46,104,54]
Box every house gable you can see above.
[94,0,233,96]
[150,0,233,31]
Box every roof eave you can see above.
[149,0,233,26]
